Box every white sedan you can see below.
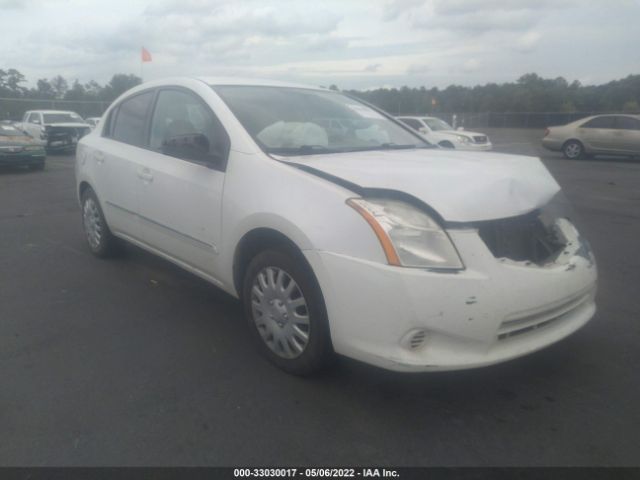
[397,116,492,151]
[75,77,596,375]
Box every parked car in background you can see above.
[397,116,492,151]
[0,122,46,170]
[76,77,596,375]
[543,114,640,159]
[86,117,101,129]
[20,110,91,153]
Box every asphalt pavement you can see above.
[1,129,639,466]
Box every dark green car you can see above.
[0,123,46,170]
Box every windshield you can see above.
[0,124,28,137]
[213,85,431,155]
[423,118,452,131]
[43,113,83,124]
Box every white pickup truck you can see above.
[20,110,91,152]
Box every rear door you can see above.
[91,90,155,241]
[579,116,618,151]
[135,87,230,279]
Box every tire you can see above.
[438,141,455,149]
[29,160,45,171]
[242,248,333,375]
[80,188,120,257]
[563,140,584,159]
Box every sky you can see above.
[1,0,639,90]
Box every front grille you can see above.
[473,135,487,144]
[478,212,565,265]
[497,288,593,341]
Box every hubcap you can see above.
[250,266,310,359]
[565,143,581,158]
[83,198,103,249]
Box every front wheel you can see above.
[242,249,333,375]
[563,140,584,159]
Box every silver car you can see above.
[542,114,640,159]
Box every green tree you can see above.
[101,74,142,101]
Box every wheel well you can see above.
[438,140,455,149]
[233,228,308,298]
[79,181,91,199]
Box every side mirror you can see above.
[456,126,465,131]
[162,133,217,165]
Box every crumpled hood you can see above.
[283,149,560,223]
[436,130,485,140]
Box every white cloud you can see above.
[0,0,638,90]
[514,31,542,53]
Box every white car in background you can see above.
[20,110,91,152]
[75,77,596,375]
[86,117,102,129]
[398,116,492,151]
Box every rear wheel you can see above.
[242,249,333,375]
[563,140,584,159]
[81,188,120,257]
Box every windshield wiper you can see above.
[379,143,420,149]
[266,145,340,156]
[341,143,434,153]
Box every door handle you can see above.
[137,168,154,183]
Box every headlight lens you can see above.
[454,135,470,144]
[347,198,464,270]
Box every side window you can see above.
[29,113,41,124]
[581,117,615,129]
[400,118,422,131]
[111,91,154,146]
[149,89,229,164]
[614,116,640,130]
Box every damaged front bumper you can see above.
[305,219,597,372]
[44,126,90,151]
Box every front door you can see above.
[135,88,229,279]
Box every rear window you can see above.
[43,113,83,123]
[0,124,28,137]
[581,116,615,129]
[111,91,155,147]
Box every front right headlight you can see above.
[347,198,464,270]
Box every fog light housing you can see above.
[401,329,429,351]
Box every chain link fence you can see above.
[0,97,110,121]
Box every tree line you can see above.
[343,73,640,114]
[0,69,142,103]
[1,68,639,114]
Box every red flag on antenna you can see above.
[141,47,152,62]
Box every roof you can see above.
[27,110,80,115]
[195,76,325,90]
